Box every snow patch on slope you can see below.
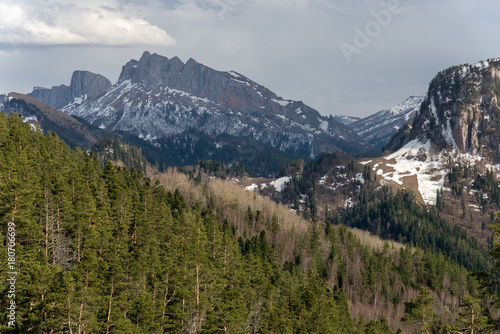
[270,177,291,191]
[376,138,492,205]
[23,115,39,131]
[388,95,424,116]
[272,99,290,107]
[245,183,259,192]
[381,139,446,204]
[318,118,329,132]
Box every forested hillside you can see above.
[274,153,492,274]
[109,129,308,177]
[1,112,498,333]
[0,113,352,333]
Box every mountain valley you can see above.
[3,54,500,333]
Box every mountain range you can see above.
[29,51,373,158]
[4,50,500,333]
[240,58,500,253]
[12,51,500,189]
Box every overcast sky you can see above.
[1,0,499,118]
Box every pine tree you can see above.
[445,295,491,334]
[401,287,437,334]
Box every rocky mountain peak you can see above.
[118,51,185,85]
[117,51,280,111]
[70,71,112,100]
[185,58,199,66]
[384,59,500,162]
[29,70,111,109]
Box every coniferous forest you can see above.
[2,112,500,333]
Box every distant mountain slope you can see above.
[29,51,371,157]
[112,128,309,177]
[0,92,102,148]
[350,95,425,152]
[333,114,361,126]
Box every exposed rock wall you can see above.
[385,59,500,163]
[29,71,111,109]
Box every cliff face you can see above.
[29,71,111,109]
[384,59,500,162]
[29,84,71,110]
[116,52,286,112]
[69,71,112,101]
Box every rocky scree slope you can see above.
[30,51,370,157]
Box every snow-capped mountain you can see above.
[30,51,370,157]
[370,58,500,205]
[349,95,426,152]
[332,114,361,126]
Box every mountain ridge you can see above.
[29,51,372,158]
[0,92,102,148]
[369,58,500,206]
[349,94,426,152]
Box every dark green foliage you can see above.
[448,163,500,207]
[363,317,395,334]
[0,113,356,333]
[401,287,437,334]
[113,129,307,177]
[92,134,148,172]
[478,212,500,332]
[325,223,474,318]
[444,295,491,333]
[344,188,491,272]
[196,159,245,179]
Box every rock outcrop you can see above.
[384,59,500,163]
[29,71,111,109]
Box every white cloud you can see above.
[0,0,176,47]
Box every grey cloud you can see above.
[1,0,499,119]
